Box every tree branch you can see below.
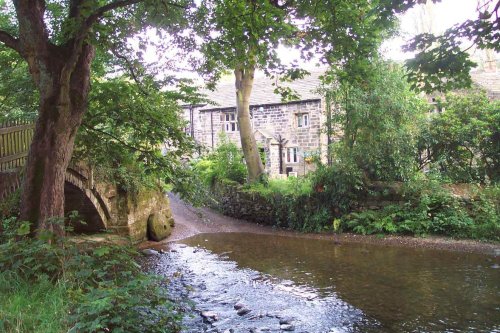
[109,46,150,96]
[82,123,152,154]
[0,30,21,52]
[61,0,144,83]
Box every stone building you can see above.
[183,68,499,178]
[183,72,329,177]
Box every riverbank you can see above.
[139,194,499,256]
[141,196,500,333]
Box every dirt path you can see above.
[140,194,499,256]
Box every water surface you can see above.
[181,232,500,332]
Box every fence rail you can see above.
[0,120,35,172]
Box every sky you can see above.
[253,0,495,73]
[140,0,495,79]
[382,0,482,61]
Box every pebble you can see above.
[201,310,219,321]
[237,307,251,316]
[234,302,245,310]
[280,324,295,331]
[279,317,294,325]
[141,249,159,256]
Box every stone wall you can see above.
[120,189,174,243]
[211,182,278,225]
[0,171,21,201]
[103,186,174,243]
[210,181,408,228]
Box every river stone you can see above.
[201,310,218,322]
[280,324,295,331]
[279,317,294,325]
[147,213,171,241]
[237,307,251,316]
[141,248,159,256]
[167,216,175,227]
[234,302,245,310]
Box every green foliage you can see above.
[345,210,398,235]
[0,48,38,122]
[311,160,366,214]
[73,76,196,195]
[342,179,499,241]
[0,189,20,219]
[66,246,181,333]
[0,273,69,333]
[245,177,312,198]
[0,219,182,332]
[323,62,428,182]
[194,134,247,185]
[419,91,500,183]
[194,0,411,87]
[404,0,499,93]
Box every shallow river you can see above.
[153,232,499,333]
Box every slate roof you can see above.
[199,70,324,110]
[194,69,499,111]
[471,71,500,100]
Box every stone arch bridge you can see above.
[0,121,173,242]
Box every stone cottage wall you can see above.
[191,99,328,176]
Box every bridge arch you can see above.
[1,121,112,233]
[64,165,111,233]
[0,165,111,233]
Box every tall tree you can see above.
[0,0,188,235]
[194,1,294,181]
[193,0,425,182]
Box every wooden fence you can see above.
[0,120,35,172]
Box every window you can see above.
[297,113,309,128]
[222,112,239,132]
[286,147,299,163]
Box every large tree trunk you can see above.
[20,44,95,236]
[234,66,265,182]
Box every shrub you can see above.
[419,91,500,183]
[244,177,313,198]
[341,179,500,240]
[0,219,182,332]
[311,160,366,214]
[194,133,247,185]
[0,189,20,220]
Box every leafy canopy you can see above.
[323,61,429,181]
[404,0,499,92]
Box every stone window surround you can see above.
[286,147,299,163]
[222,112,239,132]
[296,113,309,128]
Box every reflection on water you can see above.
[182,233,500,333]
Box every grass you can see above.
[244,177,313,197]
[0,272,69,333]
